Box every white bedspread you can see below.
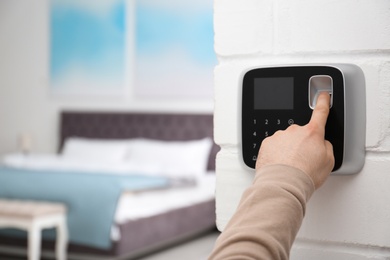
[1,153,161,175]
[111,173,215,240]
[115,173,215,223]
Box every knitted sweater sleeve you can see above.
[208,165,315,260]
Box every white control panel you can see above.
[241,64,366,175]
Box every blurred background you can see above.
[0,1,218,259]
[0,0,216,156]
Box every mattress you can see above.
[112,173,216,240]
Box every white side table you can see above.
[0,199,68,260]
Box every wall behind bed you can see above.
[0,0,215,155]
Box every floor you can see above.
[137,231,220,260]
[0,231,221,260]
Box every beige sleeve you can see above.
[208,165,315,260]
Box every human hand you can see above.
[255,92,335,189]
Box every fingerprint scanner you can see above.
[309,75,333,109]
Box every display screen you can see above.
[254,77,294,110]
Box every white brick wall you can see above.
[214,0,390,258]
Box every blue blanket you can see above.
[0,166,169,248]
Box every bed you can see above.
[0,112,219,260]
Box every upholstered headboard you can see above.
[60,112,219,171]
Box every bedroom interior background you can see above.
[0,1,218,258]
[0,0,215,157]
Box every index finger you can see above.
[309,92,331,131]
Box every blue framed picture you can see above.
[50,0,126,95]
[135,0,216,99]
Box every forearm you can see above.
[209,165,315,260]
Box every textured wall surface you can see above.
[214,0,390,258]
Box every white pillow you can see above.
[125,138,213,178]
[61,137,130,163]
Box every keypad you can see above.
[248,117,295,164]
[242,66,345,171]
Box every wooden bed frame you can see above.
[0,112,219,260]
